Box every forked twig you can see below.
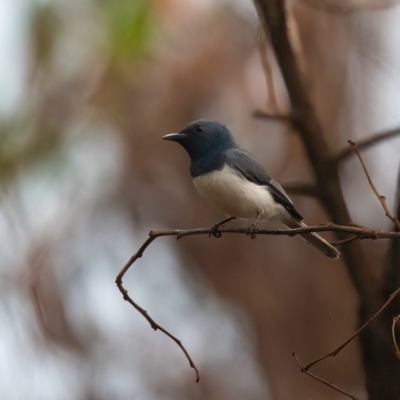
[304,286,400,370]
[293,353,361,400]
[349,140,400,230]
[393,315,400,359]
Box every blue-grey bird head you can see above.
[163,119,237,177]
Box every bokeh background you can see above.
[1,0,400,399]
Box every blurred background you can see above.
[1,0,400,399]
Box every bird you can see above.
[163,119,340,259]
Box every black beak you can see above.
[162,133,183,142]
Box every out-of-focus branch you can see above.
[349,140,400,230]
[392,315,400,359]
[257,28,282,116]
[301,0,400,14]
[282,182,319,197]
[253,0,378,305]
[253,109,292,122]
[333,127,400,162]
[293,353,361,400]
[253,1,400,398]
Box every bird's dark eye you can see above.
[195,125,203,133]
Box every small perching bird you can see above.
[163,120,340,259]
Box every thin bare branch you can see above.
[304,286,400,370]
[393,315,400,359]
[293,353,362,400]
[169,224,400,240]
[334,127,400,162]
[349,140,400,230]
[116,235,200,383]
[330,236,358,246]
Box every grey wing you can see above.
[225,148,303,220]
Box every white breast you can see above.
[193,165,290,222]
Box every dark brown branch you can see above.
[349,140,400,230]
[115,236,200,383]
[253,1,400,397]
[393,315,400,359]
[334,127,400,162]
[254,0,377,306]
[293,353,361,400]
[304,286,400,371]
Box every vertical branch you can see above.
[253,1,400,398]
[257,28,282,114]
[253,0,378,304]
[392,315,400,359]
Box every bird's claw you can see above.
[209,224,222,238]
[245,226,258,239]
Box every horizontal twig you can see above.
[282,182,319,198]
[164,224,400,240]
[253,109,292,121]
[301,0,400,15]
[334,127,400,162]
[330,236,358,246]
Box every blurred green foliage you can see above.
[101,0,154,61]
[0,0,154,182]
[30,5,59,69]
[0,118,60,180]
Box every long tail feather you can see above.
[285,220,340,259]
